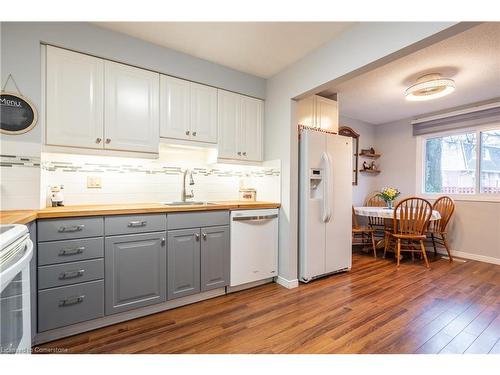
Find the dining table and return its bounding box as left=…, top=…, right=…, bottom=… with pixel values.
left=353, top=206, right=441, bottom=221
left=353, top=206, right=441, bottom=251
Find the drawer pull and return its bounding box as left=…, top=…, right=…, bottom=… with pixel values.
left=128, top=220, right=147, bottom=227
left=59, top=246, right=85, bottom=256
left=59, top=269, right=85, bottom=280
left=194, top=233, right=200, bottom=241
left=59, top=295, right=85, bottom=307
left=202, top=232, right=207, bottom=240
left=58, top=225, right=85, bottom=233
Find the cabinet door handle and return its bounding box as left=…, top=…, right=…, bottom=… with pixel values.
left=105, top=138, right=111, bottom=144
left=192, top=131, right=197, bottom=136
left=59, top=246, right=85, bottom=256
left=128, top=220, right=147, bottom=227
left=194, top=233, right=200, bottom=241
left=58, top=225, right=85, bottom=233
left=59, top=295, right=85, bottom=307
left=59, top=269, right=85, bottom=280
left=237, top=151, right=242, bottom=156
left=242, top=152, right=247, bottom=156
left=185, top=130, right=190, bottom=135
left=202, top=233, right=207, bottom=240
left=96, top=138, right=102, bottom=144
left=161, top=238, right=166, bottom=246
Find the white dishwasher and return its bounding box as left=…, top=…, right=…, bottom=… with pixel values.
left=230, top=209, right=279, bottom=287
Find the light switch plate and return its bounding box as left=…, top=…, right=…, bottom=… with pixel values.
left=87, top=176, right=102, bottom=189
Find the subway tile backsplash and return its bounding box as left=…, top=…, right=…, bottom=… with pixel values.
left=39, top=152, right=281, bottom=206
left=0, top=154, right=41, bottom=168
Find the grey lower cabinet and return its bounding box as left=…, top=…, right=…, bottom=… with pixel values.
left=201, top=226, right=230, bottom=292
left=167, top=228, right=201, bottom=300
left=105, top=231, right=167, bottom=315
left=167, top=225, right=230, bottom=300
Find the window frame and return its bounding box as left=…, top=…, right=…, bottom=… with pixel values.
left=416, top=122, right=500, bottom=202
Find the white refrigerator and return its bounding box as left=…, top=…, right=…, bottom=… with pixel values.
left=299, top=128, right=352, bottom=282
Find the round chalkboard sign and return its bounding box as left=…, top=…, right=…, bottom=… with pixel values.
left=0, top=92, right=38, bottom=135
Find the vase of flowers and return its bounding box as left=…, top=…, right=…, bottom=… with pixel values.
left=377, top=187, right=401, bottom=209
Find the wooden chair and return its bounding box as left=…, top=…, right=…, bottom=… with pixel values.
left=352, top=207, right=377, bottom=257
left=384, top=197, right=433, bottom=268
left=365, top=192, right=392, bottom=237
left=426, top=196, right=455, bottom=262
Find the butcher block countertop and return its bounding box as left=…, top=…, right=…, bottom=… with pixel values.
left=0, top=201, right=280, bottom=225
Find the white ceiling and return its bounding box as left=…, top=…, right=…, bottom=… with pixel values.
left=331, top=22, right=500, bottom=125
left=94, top=22, right=355, bottom=78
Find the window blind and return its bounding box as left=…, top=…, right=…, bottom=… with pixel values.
left=412, top=101, right=500, bottom=136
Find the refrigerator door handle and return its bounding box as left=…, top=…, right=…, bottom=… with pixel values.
left=321, top=152, right=332, bottom=223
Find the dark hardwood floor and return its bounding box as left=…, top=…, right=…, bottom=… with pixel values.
left=36, top=251, right=500, bottom=354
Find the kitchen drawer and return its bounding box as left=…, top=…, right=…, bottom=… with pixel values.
left=105, top=214, right=167, bottom=236
left=167, top=210, right=229, bottom=230
left=38, top=280, right=104, bottom=332
left=38, top=237, right=104, bottom=266
left=38, top=217, right=104, bottom=242
left=38, top=259, right=104, bottom=290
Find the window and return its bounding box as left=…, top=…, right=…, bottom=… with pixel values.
left=480, top=130, right=500, bottom=193
left=423, top=126, right=500, bottom=195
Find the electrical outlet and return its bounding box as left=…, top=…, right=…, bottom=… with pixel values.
left=87, top=176, right=102, bottom=189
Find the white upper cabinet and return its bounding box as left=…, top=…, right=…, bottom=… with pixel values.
left=160, top=77, right=217, bottom=144
left=190, top=83, right=217, bottom=143
left=315, top=96, right=338, bottom=131
left=217, top=90, right=240, bottom=159
left=217, top=90, right=263, bottom=162
left=240, top=96, right=263, bottom=162
left=159, top=75, right=191, bottom=141
left=46, top=46, right=104, bottom=149
left=104, top=61, right=159, bottom=153
left=296, top=95, right=338, bottom=132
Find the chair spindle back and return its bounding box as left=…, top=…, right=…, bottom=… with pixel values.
left=393, top=197, right=432, bottom=236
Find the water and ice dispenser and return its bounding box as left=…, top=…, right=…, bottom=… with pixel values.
left=309, top=168, right=324, bottom=199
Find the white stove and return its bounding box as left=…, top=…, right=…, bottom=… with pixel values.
left=0, top=224, right=33, bottom=354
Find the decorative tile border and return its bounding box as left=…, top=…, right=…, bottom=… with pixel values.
left=41, top=160, right=280, bottom=177
left=0, top=154, right=41, bottom=168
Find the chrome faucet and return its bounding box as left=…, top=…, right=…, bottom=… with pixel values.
left=181, top=169, right=195, bottom=202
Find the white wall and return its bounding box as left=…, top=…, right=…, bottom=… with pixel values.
left=339, top=115, right=376, bottom=206
left=372, top=118, right=417, bottom=198
left=373, top=118, right=500, bottom=264
left=265, top=22, right=461, bottom=283
left=0, top=22, right=266, bottom=210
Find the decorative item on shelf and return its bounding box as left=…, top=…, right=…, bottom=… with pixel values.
left=376, top=187, right=400, bottom=209
left=361, top=160, right=380, bottom=173
left=49, top=185, right=65, bottom=207
left=360, top=147, right=381, bottom=158
left=1, top=74, right=38, bottom=135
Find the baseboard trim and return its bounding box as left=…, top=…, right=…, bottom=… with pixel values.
left=276, top=276, right=299, bottom=289
left=437, top=249, right=500, bottom=265
left=226, top=278, right=273, bottom=293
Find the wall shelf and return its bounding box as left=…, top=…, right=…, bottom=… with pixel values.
left=359, top=152, right=381, bottom=158
left=359, top=169, right=381, bottom=174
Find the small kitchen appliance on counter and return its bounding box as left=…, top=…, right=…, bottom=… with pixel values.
left=239, top=188, right=257, bottom=202
left=49, top=185, right=64, bottom=207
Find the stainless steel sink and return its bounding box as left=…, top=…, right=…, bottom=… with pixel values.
left=161, top=201, right=217, bottom=206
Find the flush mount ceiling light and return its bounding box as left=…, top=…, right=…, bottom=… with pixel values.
left=405, top=73, right=456, bottom=101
